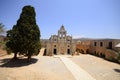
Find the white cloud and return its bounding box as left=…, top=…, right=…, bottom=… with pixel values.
left=73, top=35, right=86, bottom=39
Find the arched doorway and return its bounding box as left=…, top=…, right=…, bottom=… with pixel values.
left=67, top=49, right=70, bottom=54
left=53, top=49, right=57, bottom=55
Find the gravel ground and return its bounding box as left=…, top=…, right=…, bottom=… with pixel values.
left=0, top=54, right=120, bottom=80
left=70, top=54, right=120, bottom=80
left=0, top=55, right=75, bottom=80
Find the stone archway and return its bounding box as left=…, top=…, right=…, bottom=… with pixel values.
left=53, top=49, right=57, bottom=55
left=67, top=49, right=70, bottom=55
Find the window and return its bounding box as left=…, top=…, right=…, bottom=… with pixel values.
left=68, top=40, right=70, bottom=43
left=100, top=42, right=103, bottom=47
left=54, top=45, right=56, bottom=47
left=60, top=34, right=61, bottom=37
left=54, top=39, right=56, bottom=41
left=108, top=42, right=112, bottom=49
left=94, top=42, right=97, bottom=46
left=68, top=45, right=70, bottom=47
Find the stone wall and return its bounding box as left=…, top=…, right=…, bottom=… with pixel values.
left=76, top=39, right=120, bottom=59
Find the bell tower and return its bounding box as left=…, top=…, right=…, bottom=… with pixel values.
left=58, top=25, right=67, bottom=39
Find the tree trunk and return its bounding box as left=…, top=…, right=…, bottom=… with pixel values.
left=27, top=55, right=31, bottom=62
left=13, top=53, right=17, bottom=59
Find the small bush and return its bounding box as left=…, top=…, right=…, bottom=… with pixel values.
left=108, top=57, right=119, bottom=63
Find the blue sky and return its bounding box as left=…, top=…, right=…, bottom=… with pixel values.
left=0, top=0, right=120, bottom=39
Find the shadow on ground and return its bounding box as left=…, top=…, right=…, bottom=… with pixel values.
left=113, top=69, right=120, bottom=73
left=0, top=57, right=38, bottom=67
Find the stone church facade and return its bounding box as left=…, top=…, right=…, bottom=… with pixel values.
left=41, top=25, right=120, bottom=60
left=41, top=25, right=76, bottom=55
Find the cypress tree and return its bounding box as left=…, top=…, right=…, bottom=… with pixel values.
left=6, top=5, right=41, bottom=61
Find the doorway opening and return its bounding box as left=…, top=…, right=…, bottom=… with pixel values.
left=108, top=42, right=112, bottom=49
left=53, top=49, right=57, bottom=55
left=67, top=49, right=70, bottom=54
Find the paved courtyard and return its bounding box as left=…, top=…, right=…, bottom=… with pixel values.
left=0, top=54, right=120, bottom=80
left=70, top=55, right=120, bottom=80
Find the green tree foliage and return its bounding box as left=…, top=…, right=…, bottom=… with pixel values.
left=6, top=5, right=41, bottom=61
left=116, top=51, right=120, bottom=63
left=0, top=23, right=5, bottom=34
